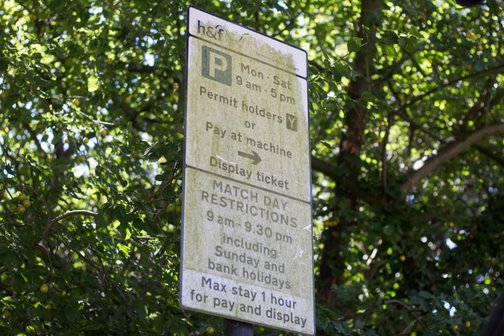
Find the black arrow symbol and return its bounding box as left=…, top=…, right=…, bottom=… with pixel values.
left=238, top=150, right=262, bottom=165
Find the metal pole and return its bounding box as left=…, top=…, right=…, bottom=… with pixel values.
left=479, top=292, right=504, bottom=336
left=224, top=319, right=254, bottom=336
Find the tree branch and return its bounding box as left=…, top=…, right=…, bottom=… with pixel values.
left=271, top=0, right=311, bottom=37
left=401, top=123, right=504, bottom=195
left=311, top=154, right=336, bottom=179
left=393, top=61, right=504, bottom=117
left=385, top=299, right=416, bottom=312
left=474, top=144, right=504, bottom=167
left=43, top=210, right=98, bottom=237
left=22, top=122, right=44, bottom=153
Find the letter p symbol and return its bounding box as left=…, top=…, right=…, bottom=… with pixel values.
left=209, top=52, right=227, bottom=78
left=202, top=46, right=232, bottom=86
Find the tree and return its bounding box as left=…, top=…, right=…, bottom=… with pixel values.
left=1, top=0, right=503, bottom=335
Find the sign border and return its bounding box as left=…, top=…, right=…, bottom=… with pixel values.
left=180, top=6, right=315, bottom=335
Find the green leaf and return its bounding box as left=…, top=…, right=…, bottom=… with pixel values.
left=117, top=243, right=129, bottom=256
left=348, top=37, right=363, bottom=53
left=87, top=74, right=100, bottom=92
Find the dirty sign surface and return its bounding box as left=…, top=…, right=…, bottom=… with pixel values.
left=181, top=7, right=314, bottom=335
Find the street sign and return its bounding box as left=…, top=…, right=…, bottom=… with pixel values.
left=181, top=7, right=314, bottom=335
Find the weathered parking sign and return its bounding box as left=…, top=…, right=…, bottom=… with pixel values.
left=181, top=7, right=314, bottom=335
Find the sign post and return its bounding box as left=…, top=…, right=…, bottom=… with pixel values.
left=181, top=7, right=314, bottom=335
left=224, top=320, right=254, bottom=336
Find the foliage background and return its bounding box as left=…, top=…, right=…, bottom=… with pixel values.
left=1, top=0, right=503, bottom=335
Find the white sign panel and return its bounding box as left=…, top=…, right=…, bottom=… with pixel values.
left=181, top=7, right=314, bottom=335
